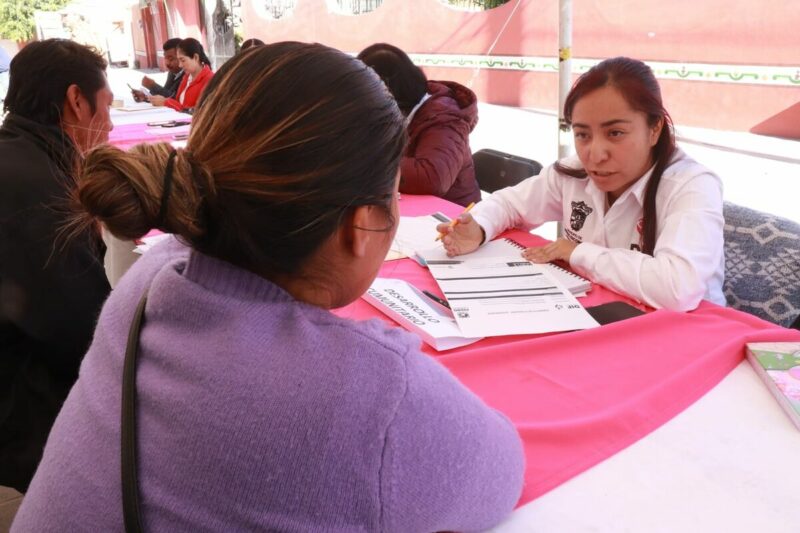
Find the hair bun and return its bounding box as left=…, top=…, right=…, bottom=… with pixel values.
left=74, top=143, right=206, bottom=242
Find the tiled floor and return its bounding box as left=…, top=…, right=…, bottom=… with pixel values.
left=0, top=486, right=22, bottom=533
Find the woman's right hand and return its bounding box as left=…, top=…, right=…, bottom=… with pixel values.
left=436, top=213, right=485, bottom=257
left=131, top=89, right=148, bottom=103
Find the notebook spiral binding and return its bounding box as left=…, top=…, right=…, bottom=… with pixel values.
left=502, top=237, right=589, bottom=283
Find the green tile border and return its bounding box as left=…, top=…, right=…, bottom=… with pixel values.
left=407, top=53, right=800, bottom=87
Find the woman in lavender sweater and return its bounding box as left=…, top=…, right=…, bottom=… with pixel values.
left=13, top=43, right=524, bottom=532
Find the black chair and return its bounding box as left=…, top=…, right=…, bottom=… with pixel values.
left=472, top=148, right=542, bottom=193
left=722, top=201, right=800, bottom=327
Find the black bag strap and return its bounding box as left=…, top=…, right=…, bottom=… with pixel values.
left=122, top=291, right=148, bottom=533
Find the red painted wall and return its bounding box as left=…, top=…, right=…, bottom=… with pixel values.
left=240, top=0, right=800, bottom=133
left=132, top=0, right=206, bottom=69
left=169, top=0, right=204, bottom=41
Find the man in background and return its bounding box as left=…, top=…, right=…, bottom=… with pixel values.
left=131, top=37, right=184, bottom=102
left=0, top=39, right=113, bottom=492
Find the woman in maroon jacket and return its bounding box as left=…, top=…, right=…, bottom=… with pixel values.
left=358, top=43, right=480, bottom=207
left=150, top=38, right=213, bottom=113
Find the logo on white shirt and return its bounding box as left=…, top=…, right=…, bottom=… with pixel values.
left=569, top=201, right=593, bottom=231
left=630, top=217, right=645, bottom=251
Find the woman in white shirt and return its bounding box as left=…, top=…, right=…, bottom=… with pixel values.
left=439, top=57, right=725, bottom=311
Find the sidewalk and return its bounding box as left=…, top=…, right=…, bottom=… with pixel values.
left=108, top=66, right=800, bottom=225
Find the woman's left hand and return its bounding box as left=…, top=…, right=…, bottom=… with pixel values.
left=522, top=238, right=578, bottom=263
left=150, top=95, right=166, bottom=107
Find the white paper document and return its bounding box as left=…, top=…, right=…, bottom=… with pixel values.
left=110, top=106, right=185, bottom=126
left=114, top=102, right=155, bottom=112
left=428, top=257, right=599, bottom=337
left=362, top=278, right=482, bottom=351
left=417, top=239, right=592, bottom=296
left=386, top=212, right=450, bottom=261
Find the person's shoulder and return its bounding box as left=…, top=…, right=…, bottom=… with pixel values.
left=278, top=307, right=429, bottom=402
left=313, top=312, right=423, bottom=363
left=426, top=80, right=476, bottom=111
left=0, top=129, right=64, bottom=196
left=662, top=148, right=721, bottom=186
left=198, top=65, right=214, bottom=80
left=0, top=124, right=48, bottom=161
left=413, top=80, right=478, bottom=132
left=112, top=237, right=190, bottom=294
left=427, top=79, right=473, bottom=97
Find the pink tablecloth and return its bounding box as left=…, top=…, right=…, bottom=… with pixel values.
left=335, top=195, right=800, bottom=505
left=108, top=121, right=188, bottom=151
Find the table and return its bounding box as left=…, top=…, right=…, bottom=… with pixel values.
left=108, top=107, right=190, bottom=150
left=97, top=157, right=800, bottom=531
left=336, top=194, right=800, bottom=533
left=491, top=360, right=800, bottom=533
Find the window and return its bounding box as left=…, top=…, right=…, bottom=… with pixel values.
left=327, top=0, right=384, bottom=15
left=255, top=0, right=296, bottom=20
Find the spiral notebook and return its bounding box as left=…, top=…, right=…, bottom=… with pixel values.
left=415, top=238, right=592, bottom=296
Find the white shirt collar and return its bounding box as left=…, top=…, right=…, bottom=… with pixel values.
left=406, top=93, right=431, bottom=125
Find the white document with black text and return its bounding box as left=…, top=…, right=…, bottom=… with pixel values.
left=428, top=257, right=599, bottom=337
left=362, top=278, right=483, bottom=351
left=416, top=238, right=592, bottom=296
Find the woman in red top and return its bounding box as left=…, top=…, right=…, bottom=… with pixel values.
left=150, top=38, right=213, bottom=113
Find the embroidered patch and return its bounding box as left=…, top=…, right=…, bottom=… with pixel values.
left=570, top=201, right=594, bottom=231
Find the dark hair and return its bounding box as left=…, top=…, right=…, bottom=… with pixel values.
left=555, top=56, right=676, bottom=256
left=178, top=38, right=211, bottom=67
left=163, top=38, right=182, bottom=51
left=72, top=42, right=406, bottom=279
left=240, top=38, right=265, bottom=51
left=3, top=39, right=107, bottom=125
left=357, top=43, right=427, bottom=116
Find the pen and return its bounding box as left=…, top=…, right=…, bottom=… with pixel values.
left=431, top=211, right=450, bottom=223
left=435, top=202, right=475, bottom=241
left=422, top=290, right=451, bottom=309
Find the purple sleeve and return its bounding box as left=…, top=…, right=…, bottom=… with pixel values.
left=380, top=350, right=525, bottom=532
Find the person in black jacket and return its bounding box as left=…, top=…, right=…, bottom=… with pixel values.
left=0, top=39, right=113, bottom=492
left=131, top=38, right=185, bottom=102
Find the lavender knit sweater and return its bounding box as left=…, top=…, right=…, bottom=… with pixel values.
left=13, top=239, right=524, bottom=532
